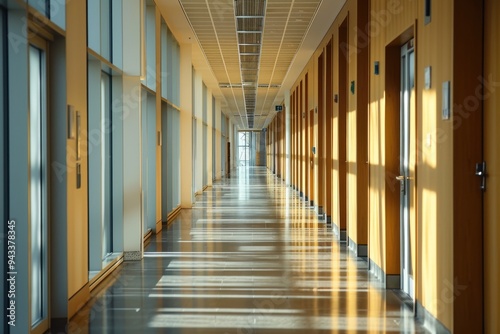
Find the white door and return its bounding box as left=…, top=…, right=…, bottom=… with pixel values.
left=399, top=39, right=415, bottom=299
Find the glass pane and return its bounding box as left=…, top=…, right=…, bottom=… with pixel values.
left=173, top=107, right=180, bottom=207
left=191, top=67, right=199, bottom=198
left=167, top=28, right=174, bottom=101
left=29, top=45, right=47, bottom=326
left=100, top=0, right=111, bottom=61
left=203, top=124, right=207, bottom=186
left=29, top=0, right=48, bottom=17
left=202, top=84, right=207, bottom=123
left=161, top=21, right=168, bottom=98
left=111, top=0, right=123, bottom=68
left=192, top=117, right=197, bottom=201
left=173, top=41, right=180, bottom=105
left=49, top=0, right=66, bottom=29
left=166, top=105, right=173, bottom=212
left=142, top=92, right=156, bottom=234
left=145, top=2, right=156, bottom=90
left=202, top=83, right=207, bottom=185
left=88, top=0, right=100, bottom=52
left=101, top=72, right=112, bottom=259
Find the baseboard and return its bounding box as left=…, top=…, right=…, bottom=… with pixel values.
left=155, top=219, right=162, bottom=233
left=369, top=258, right=400, bottom=289
left=358, top=244, right=368, bottom=257
left=332, top=222, right=340, bottom=238
left=317, top=206, right=324, bottom=217
left=68, top=283, right=89, bottom=319
left=89, top=255, right=124, bottom=291
left=339, top=229, right=347, bottom=241
left=386, top=274, right=400, bottom=289
left=416, top=300, right=451, bottom=334
left=370, top=258, right=385, bottom=285
left=348, top=237, right=368, bottom=258
left=143, top=228, right=153, bottom=244
left=166, top=205, right=182, bottom=225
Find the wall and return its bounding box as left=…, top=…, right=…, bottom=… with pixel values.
left=64, top=3, right=88, bottom=315
left=268, top=0, right=486, bottom=332
left=286, top=0, right=367, bottom=248
left=7, top=5, right=31, bottom=333
left=285, top=0, right=457, bottom=329
left=1, top=0, right=232, bottom=331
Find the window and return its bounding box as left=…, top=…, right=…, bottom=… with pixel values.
left=144, top=0, right=156, bottom=90
left=221, top=115, right=227, bottom=176
left=161, top=102, right=181, bottom=218
left=88, top=0, right=121, bottom=65
left=141, top=90, right=157, bottom=234
left=100, top=71, right=112, bottom=259
left=239, top=132, right=251, bottom=166
left=192, top=67, right=197, bottom=199
left=161, top=21, right=181, bottom=104
left=212, top=97, right=216, bottom=181
left=27, top=1, right=66, bottom=30
left=88, top=63, right=122, bottom=277
left=29, top=0, right=49, bottom=20
left=202, top=84, right=208, bottom=186
left=29, top=42, right=49, bottom=329
left=100, top=0, right=111, bottom=60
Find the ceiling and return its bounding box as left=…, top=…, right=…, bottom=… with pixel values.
left=157, top=0, right=346, bottom=130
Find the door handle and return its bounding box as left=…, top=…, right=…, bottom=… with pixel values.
left=396, top=175, right=406, bottom=194
left=475, top=161, right=487, bottom=191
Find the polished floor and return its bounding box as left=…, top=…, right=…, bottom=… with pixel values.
left=67, top=167, right=428, bottom=333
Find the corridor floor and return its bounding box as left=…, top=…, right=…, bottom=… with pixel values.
left=67, top=167, right=428, bottom=333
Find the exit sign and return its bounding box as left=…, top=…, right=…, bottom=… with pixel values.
left=275, top=105, right=283, bottom=112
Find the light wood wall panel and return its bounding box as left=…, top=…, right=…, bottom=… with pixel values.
left=325, top=39, right=333, bottom=220
left=355, top=0, right=369, bottom=249
left=66, top=0, right=89, bottom=313
left=416, top=0, right=454, bottom=329
left=368, top=0, right=387, bottom=270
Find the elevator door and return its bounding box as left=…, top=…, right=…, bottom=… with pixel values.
left=399, top=39, right=415, bottom=299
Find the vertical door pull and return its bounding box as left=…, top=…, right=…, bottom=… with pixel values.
left=475, top=161, right=487, bottom=191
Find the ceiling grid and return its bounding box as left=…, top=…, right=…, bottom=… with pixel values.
left=176, top=0, right=335, bottom=129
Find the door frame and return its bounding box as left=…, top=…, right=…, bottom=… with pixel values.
left=399, top=38, right=415, bottom=299
left=325, top=38, right=333, bottom=225
left=317, top=51, right=325, bottom=215
left=338, top=17, right=348, bottom=240
left=384, top=26, right=415, bottom=291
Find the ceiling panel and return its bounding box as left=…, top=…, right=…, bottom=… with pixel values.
left=166, top=0, right=344, bottom=129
